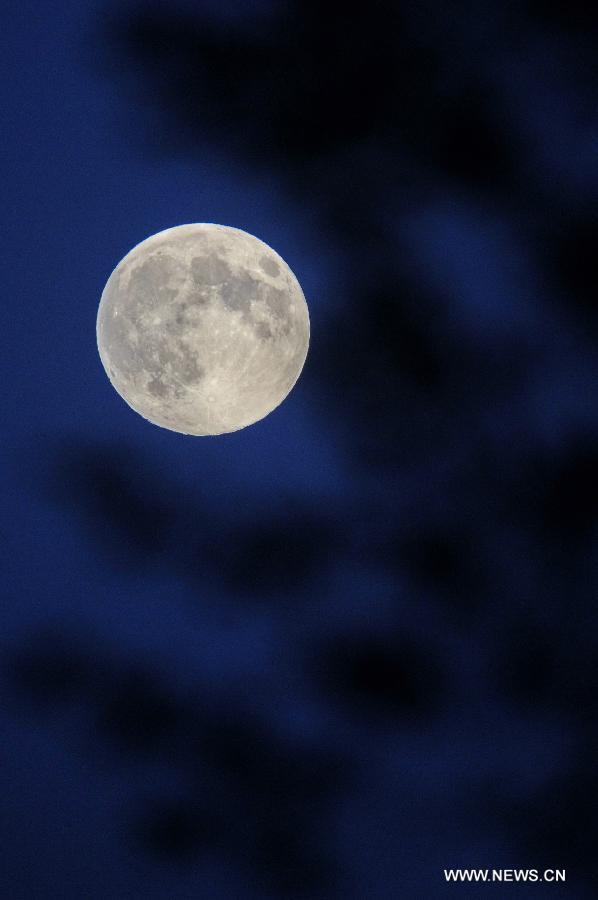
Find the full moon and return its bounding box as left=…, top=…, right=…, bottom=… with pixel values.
left=96, top=224, right=310, bottom=435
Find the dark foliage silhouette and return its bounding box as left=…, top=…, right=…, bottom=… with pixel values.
left=317, top=633, right=444, bottom=720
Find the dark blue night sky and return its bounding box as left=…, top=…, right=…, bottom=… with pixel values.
left=2, top=2, right=598, bottom=897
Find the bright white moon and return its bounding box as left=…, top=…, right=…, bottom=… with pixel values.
left=96, top=224, right=310, bottom=435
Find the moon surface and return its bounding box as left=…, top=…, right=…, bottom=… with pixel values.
left=96, top=224, right=310, bottom=435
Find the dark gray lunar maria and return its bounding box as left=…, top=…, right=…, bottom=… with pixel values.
left=96, top=224, right=310, bottom=435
